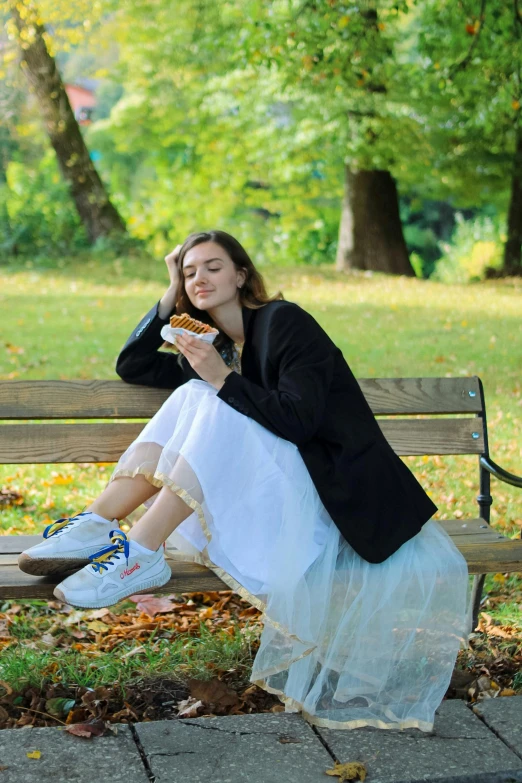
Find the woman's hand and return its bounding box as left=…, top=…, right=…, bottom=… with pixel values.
left=164, top=244, right=182, bottom=289
left=158, top=245, right=182, bottom=319
left=175, top=333, right=233, bottom=390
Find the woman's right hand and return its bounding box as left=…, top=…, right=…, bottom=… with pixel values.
left=158, top=244, right=183, bottom=319
left=164, top=244, right=182, bottom=290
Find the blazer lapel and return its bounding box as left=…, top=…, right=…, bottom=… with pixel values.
left=241, top=305, right=257, bottom=344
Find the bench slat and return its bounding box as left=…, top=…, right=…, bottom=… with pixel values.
left=0, top=380, right=171, bottom=420
left=377, top=418, right=484, bottom=455
left=0, top=423, right=145, bottom=463
left=0, top=540, right=520, bottom=599
left=361, top=376, right=482, bottom=414
left=0, top=378, right=483, bottom=419
left=0, top=557, right=228, bottom=599
left=0, top=520, right=503, bottom=554
left=0, top=519, right=520, bottom=599
left=0, top=417, right=484, bottom=464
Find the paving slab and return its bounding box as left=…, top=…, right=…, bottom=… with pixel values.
left=316, top=699, right=522, bottom=783
left=473, top=695, right=522, bottom=761
left=0, top=724, right=148, bottom=783
left=135, top=712, right=334, bottom=783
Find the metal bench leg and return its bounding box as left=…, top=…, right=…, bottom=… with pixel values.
left=470, top=573, right=486, bottom=631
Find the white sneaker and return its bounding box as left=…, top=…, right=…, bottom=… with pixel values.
left=53, top=529, right=172, bottom=609
left=18, top=511, right=119, bottom=576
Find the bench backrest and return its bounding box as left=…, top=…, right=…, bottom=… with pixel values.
left=0, top=376, right=487, bottom=461
left=0, top=376, right=488, bottom=464
left=0, top=375, right=494, bottom=523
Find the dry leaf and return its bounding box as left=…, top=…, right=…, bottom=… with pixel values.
left=86, top=621, right=109, bottom=633
left=87, top=608, right=111, bottom=620
left=0, top=681, right=13, bottom=698
left=128, top=595, right=177, bottom=617
left=177, top=698, right=204, bottom=718
left=26, top=751, right=41, bottom=759
left=186, top=676, right=240, bottom=708
left=325, top=761, right=367, bottom=782
left=64, top=719, right=106, bottom=738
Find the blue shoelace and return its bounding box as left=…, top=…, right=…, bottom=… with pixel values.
left=89, top=529, right=129, bottom=574
left=43, top=511, right=90, bottom=539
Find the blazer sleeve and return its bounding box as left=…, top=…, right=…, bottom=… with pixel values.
left=115, top=300, right=187, bottom=390
left=216, top=304, right=336, bottom=446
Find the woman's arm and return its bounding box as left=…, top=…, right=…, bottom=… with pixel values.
left=216, top=304, right=336, bottom=445
left=115, top=295, right=187, bottom=389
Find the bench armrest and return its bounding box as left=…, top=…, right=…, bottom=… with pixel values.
left=480, top=455, right=522, bottom=489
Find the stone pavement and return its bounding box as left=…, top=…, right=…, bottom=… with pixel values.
left=1, top=697, right=522, bottom=783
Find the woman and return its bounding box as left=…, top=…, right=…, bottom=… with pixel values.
left=18, top=230, right=470, bottom=731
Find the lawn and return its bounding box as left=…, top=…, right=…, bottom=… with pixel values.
left=1, top=254, right=521, bottom=538
left=0, top=253, right=521, bottom=718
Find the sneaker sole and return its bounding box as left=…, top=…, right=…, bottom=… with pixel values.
left=53, top=562, right=172, bottom=609
left=18, top=553, right=91, bottom=576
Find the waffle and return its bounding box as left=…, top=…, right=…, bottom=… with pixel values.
left=169, top=313, right=217, bottom=335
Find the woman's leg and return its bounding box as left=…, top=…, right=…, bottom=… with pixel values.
left=87, top=460, right=196, bottom=552
left=127, top=486, right=194, bottom=551
left=86, top=474, right=160, bottom=520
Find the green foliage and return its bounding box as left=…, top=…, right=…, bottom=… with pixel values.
left=432, top=214, right=504, bottom=284
left=411, top=0, right=521, bottom=208
left=1, top=0, right=520, bottom=267
left=0, top=151, right=89, bottom=255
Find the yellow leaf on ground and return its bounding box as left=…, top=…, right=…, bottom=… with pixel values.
left=26, top=751, right=41, bottom=759
left=325, top=760, right=367, bottom=782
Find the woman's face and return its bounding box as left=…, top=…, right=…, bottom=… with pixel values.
left=181, top=241, right=246, bottom=310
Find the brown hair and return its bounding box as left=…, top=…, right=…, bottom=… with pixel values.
left=173, top=230, right=284, bottom=367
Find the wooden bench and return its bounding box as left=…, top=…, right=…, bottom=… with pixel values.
left=1, top=377, right=521, bottom=630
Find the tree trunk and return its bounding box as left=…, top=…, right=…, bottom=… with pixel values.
left=335, top=166, right=414, bottom=275
left=502, top=125, right=522, bottom=276
left=11, top=5, right=126, bottom=243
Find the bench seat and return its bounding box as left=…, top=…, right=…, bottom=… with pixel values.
left=2, top=519, right=521, bottom=600
left=1, top=377, right=521, bottom=628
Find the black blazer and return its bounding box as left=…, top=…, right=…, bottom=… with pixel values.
left=116, top=298, right=438, bottom=563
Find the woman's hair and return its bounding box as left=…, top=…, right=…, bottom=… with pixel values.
left=173, top=230, right=284, bottom=368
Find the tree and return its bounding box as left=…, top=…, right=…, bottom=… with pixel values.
left=239, top=0, right=416, bottom=275
left=416, top=0, right=522, bottom=276
left=6, top=0, right=126, bottom=243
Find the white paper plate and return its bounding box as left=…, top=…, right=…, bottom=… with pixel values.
left=160, top=324, right=219, bottom=348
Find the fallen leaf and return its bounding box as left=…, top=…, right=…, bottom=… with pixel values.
left=0, top=489, right=24, bottom=507
left=121, top=645, right=146, bottom=659
left=86, top=621, right=109, bottom=633
left=177, top=698, right=204, bottom=718
left=325, top=761, right=367, bottom=782
left=0, top=681, right=13, bottom=698
left=186, top=677, right=240, bottom=709
left=128, top=595, right=177, bottom=617
left=87, top=608, right=111, bottom=620
left=64, top=719, right=106, bottom=738
left=26, top=751, right=41, bottom=759
left=40, top=633, right=58, bottom=647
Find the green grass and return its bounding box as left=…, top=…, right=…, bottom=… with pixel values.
left=0, top=617, right=259, bottom=692
left=1, top=253, right=521, bottom=635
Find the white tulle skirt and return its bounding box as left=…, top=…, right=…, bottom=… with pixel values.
left=108, top=378, right=471, bottom=731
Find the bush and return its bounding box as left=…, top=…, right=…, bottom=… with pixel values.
left=431, top=214, right=504, bottom=283
left=0, top=151, right=89, bottom=256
